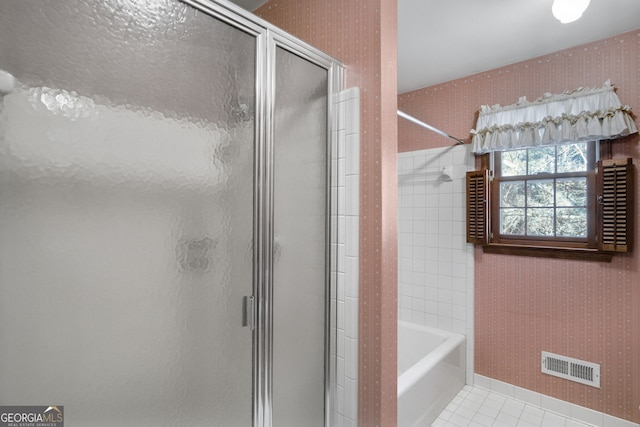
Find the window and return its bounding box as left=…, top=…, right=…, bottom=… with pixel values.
left=495, top=142, right=596, bottom=247
left=466, top=141, right=634, bottom=261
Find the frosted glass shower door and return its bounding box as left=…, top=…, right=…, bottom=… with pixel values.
left=272, top=47, right=329, bottom=427
left=0, top=1, right=256, bottom=425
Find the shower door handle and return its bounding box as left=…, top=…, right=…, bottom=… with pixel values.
left=242, top=295, right=255, bottom=330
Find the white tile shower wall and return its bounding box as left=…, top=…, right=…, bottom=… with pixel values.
left=332, top=87, right=359, bottom=427
left=397, top=145, right=475, bottom=384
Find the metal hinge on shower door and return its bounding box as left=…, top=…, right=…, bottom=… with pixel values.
left=242, top=296, right=255, bottom=330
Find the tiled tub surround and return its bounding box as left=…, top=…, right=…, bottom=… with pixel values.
left=397, top=144, right=475, bottom=383
left=331, top=87, right=360, bottom=427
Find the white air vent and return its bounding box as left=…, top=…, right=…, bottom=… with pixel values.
left=541, top=351, right=600, bottom=388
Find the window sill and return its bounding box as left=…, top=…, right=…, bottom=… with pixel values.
left=482, top=244, right=614, bottom=262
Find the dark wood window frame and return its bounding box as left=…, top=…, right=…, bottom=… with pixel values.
left=466, top=141, right=634, bottom=262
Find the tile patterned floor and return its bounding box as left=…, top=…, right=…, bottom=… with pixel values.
left=432, top=386, right=593, bottom=427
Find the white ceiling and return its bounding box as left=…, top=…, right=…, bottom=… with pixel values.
left=230, top=0, right=640, bottom=94
left=398, top=0, right=640, bottom=93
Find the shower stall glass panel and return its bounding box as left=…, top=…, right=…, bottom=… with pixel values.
left=272, top=47, right=329, bottom=427
left=0, top=1, right=342, bottom=426
left=0, top=1, right=255, bottom=425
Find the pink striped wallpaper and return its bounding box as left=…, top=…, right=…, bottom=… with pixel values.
left=256, top=1, right=399, bottom=426
left=399, top=30, right=640, bottom=423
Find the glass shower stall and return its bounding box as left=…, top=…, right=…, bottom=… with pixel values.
left=0, top=0, right=342, bottom=425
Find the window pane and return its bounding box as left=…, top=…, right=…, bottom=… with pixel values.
left=557, top=143, right=587, bottom=173
left=528, top=147, right=555, bottom=175
left=495, top=142, right=593, bottom=242
left=500, top=208, right=525, bottom=235
left=501, top=150, right=527, bottom=176
left=527, top=208, right=554, bottom=236
left=556, top=178, right=587, bottom=207
left=527, top=179, right=554, bottom=207
left=556, top=208, right=587, bottom=237
left=500, top=181, right=525, bottom=207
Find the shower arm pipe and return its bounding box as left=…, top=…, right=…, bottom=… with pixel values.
left=397, top=110, right=465, bottom=145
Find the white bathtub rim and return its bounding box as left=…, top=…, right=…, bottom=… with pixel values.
left=398, top=320, right=453, bottom=341
left=397, top=321, right=465, bottom=398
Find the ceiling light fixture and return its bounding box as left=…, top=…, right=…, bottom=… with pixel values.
left=552, top=0, right=591, bottom=24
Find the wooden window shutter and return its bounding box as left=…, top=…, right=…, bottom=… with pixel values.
left=467, top=170, right=490, bottom=245
left=597, top=158, right=634, bottom=252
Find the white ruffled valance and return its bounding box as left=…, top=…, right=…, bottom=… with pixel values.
left=471, top=80, right=638, bottom=154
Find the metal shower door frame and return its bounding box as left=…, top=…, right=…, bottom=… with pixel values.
left=179, top=1, right=344, bottom=426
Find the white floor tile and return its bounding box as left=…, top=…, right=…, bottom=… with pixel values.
left=456, top=406, right=478, bottom=420
left=542, top=411, right=568, bottom=427
left=483, top=398, right=506, bottom=412
left=431, top=386, right=597, bottom=427
left=471, top=413, right=495, bottom=427
left=495, top=411, right=520, bottom=426
left=448, top=413, right=471, bottom=427
left=432, top=419, right=447, bottom=427
left=502, top=400, right=525, bottom=418
left=439, top=409, right=454, bottom=421
left=567, top=420, right=594, bottom=427
left=522, top=406, right=545, bottom=425
left=467, top=389, right=489, bottom=403
left=460, top=399, right=482, bottom=413
left=477, top=406, right=501, bottom=420
left=518, top=419, right=543, bottom=427
left=486, top=393, right=508, bottom=406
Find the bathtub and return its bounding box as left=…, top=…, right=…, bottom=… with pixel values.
left=398, top=321, right=466, bottom=427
